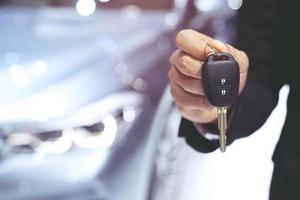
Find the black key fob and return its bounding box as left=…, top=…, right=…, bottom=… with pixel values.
left=202, top=52, right=240, bottom=107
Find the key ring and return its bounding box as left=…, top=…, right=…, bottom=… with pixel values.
left=205, top=42, right=218, bottom=55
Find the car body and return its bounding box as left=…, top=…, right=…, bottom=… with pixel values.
left=0, top=1, right=235, bottom=199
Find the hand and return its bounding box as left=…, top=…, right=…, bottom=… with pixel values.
left=169, top=29, right=249, bottom=123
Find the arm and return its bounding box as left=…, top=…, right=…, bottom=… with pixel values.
left=171, top=0, right=284, bottom=152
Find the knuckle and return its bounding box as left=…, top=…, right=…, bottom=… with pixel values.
left=175, top=32, right=184, bottom=47
left=169, top=50, right=177, bottom=64
left=170, top=87, right=178, bottom=103
left=178, top=29, right=193, bottom=37
left=168, top=68, right=178, bottom=84
left=170, top=85, right=180, bottom=102
left=175, top=104, right=185, bottom=113
left=176, top=30, right=186, bottom=42
left=172, top=88, right=185, bottom=105
left=178, top=54, right=189, bottom=66
left=178, top=107, right=189, bottom=119
left=175, top=29, right=193, bottom=46
left=172, top=68, right=181, bottom=83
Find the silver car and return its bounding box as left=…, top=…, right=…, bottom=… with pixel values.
left=0, top=1, right=235, bottom=199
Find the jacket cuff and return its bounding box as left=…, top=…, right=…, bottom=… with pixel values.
left=178, top=104, right=238, bottom=153
left=178, top=118, right=220, bottom=153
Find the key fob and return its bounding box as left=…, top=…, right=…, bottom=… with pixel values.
left=202, top=52, right=240, bottom=107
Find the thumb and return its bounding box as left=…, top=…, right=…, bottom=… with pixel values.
left=213, top=39, right=229, bottom=53
left=213, top=39, right=249, bottom=71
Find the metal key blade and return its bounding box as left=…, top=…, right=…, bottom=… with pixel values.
left=217, top=107, right=227, bottom=152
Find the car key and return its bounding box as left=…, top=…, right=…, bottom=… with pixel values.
left=202, top=50, right=240, bottom=152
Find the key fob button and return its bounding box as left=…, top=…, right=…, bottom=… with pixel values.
left=216, top=87, right=231, bottom=97
left=215, top=76, right=232, bottom=86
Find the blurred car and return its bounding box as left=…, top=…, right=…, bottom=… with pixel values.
left=0, top=1, right=236, bottom=199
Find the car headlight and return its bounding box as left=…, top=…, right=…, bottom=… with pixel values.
left=1, top=91, right=145, bottom=157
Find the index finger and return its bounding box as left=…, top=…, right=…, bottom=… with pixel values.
left=175, top=29, right=226, bottom=60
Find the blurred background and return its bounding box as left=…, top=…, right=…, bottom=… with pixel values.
left=0, top=0, right=288, bottom=200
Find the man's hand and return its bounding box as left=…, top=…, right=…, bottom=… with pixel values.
left=169, top=29, right=249, bottom=123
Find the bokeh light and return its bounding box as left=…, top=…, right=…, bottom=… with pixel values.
left=31, top=60, right=48, bottom=75
left=9, top=64, right=30, bottom=88
left=76, top=0, right=96, bottom=16
left=227, top=0, right=243, bottom=10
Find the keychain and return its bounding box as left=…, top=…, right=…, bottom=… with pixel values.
left=202, top=44, right=240, bottom=152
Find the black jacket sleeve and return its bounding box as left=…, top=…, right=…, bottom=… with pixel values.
left=178, top=0, right=285, bottom=153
